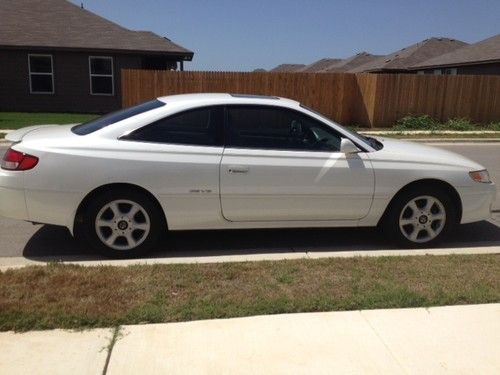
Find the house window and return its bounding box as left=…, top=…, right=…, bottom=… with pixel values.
left=29, top=54, right=54, bottom=94
left=416, top=70, right=425, bottom=75
left=444, top=68, right=457, bottom=75
left=89, top=56, right=114, bottom=95
left=433, top=69, right=443, bottom=75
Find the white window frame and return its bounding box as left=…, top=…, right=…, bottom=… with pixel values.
left=89, top=56, right=114, bottom=96
left=28, top=54, right=55, bottom=95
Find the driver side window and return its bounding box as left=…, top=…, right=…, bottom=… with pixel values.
left=227, top=105, right=341, bottom=152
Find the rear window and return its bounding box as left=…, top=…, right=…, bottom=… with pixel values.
left=72, top=99, right=166, bottom=135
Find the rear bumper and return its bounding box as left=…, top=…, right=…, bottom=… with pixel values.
left=457, top=183, right=496, bottom=224
left=1, top=169, right=82, bottom=232
left=0, top=170, right=29, bottom=221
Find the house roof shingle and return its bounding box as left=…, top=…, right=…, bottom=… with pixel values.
left=410, top=34, right=500, bottom=69
left=0, top=0, right=193, bottom=59
left=350, top=37, right=467, bottom=73
left=321, top=52, right=382, bottom=72
left=299, top=58, right=343, bottom=72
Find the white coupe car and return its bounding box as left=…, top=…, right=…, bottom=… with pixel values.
left=0, top=94, right=496, bottom=257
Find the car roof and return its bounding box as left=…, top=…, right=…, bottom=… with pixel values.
left=156, top=93, right=300, bottom=107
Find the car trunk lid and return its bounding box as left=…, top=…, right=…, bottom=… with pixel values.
left=5, top=125, right=62, bottom=142
left=6, top=124, right=77, bottom=143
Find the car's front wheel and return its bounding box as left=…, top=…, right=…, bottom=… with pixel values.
left=84, top=189, right=165, bottom=258
left=383, top=188, right=458, bottom=247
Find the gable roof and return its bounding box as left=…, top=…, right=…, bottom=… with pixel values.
left=270, top=64, right=306, bottom=72
left=410, top=34, right=500, bottom=69
left=299, top=58, right=343, bottom=72
left=350, top=37, right=467, bottom=73
left=321, top=52, right=382, bottom=72
left=0, top=0, right=193, bottom=59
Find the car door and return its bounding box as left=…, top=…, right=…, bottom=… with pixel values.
left=120, top=105, right=225, bottom=229
left=220, top=105, right=375, bottom=222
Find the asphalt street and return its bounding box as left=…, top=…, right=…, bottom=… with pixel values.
left=0, top=142, right=499, bottom=261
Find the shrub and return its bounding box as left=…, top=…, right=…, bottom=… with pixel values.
left=393, top=115, right=500, bottom=131
left=443, top=118, right=476, bottom=131
left=484, top=122, right=500, bottom=131
left=393, top=115, right=439, bottom=131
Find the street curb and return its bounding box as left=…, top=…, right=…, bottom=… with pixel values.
left=1, top=245, right=499, bottom=271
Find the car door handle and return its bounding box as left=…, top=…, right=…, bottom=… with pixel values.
left=228, top=165, right=249, bottom=174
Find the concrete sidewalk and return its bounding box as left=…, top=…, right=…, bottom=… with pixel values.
left=1, top=304, right=498, bottom=374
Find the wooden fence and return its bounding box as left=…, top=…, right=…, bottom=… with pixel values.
left=122, top=70, right=500, bottom=128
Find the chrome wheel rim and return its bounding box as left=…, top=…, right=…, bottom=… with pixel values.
left=95, top=200, right=150, bottom=251
left=399, top=195, right=446, bottom=243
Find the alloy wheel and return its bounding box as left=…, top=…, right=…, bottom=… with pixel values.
left=398, top=195, right=446, bottom=243
left=95, top=199, right=151, bottom=250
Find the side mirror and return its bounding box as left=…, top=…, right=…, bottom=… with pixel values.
left=340, top=138, right=360, bottom=154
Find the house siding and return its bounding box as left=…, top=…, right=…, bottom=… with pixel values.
left=414, top=63, right=500, bottom=75
left=0, top=49, right=148, bottom=113
left=455, top=63, right=500, bottom=75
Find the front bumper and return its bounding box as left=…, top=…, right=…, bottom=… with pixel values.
left=457, top=183, right=496, bottom=224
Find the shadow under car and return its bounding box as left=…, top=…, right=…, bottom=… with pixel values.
left=22, top=219, right=500, bottom=262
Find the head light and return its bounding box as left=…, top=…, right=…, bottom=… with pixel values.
left=469, top=170, right=491, bottom=183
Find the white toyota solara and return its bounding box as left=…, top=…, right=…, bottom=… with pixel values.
left=0, top=93, right=496, bottom=257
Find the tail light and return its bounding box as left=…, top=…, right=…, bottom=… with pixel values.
left=1, top=148, right=39, bottom=171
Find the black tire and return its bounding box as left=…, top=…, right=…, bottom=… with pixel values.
left=382, top=187, right=458, bottom=248
left=83, top=189, right=165, bottom=258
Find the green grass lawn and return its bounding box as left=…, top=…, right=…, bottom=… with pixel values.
left=1, top=254, right=498, bottom=331
left=0, top=112, right=98, bottom=130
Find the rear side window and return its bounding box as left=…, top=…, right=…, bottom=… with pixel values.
left=123, top=106, right=224, bottom=146
left=227, top=105, right=342, bottom=151
left=72, top=99, right=165, bottom=135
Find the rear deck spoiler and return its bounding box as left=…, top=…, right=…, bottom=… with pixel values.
left=5, top=125, right=60, bottom=143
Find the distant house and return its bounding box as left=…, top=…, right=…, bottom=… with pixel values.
left=0, top=0, right=193, bottom=113
left=321, top=52, right=381, bottom=72
left=349, top=38, right=467, bottom=73
left=270, top=53, right=381, bottom=74
left=270, top=64, right=306, bottom=72
left=269, top=38, right=468, bottom=75
left=299, top=58, right=342, bottom=72
left=409, top=34, right=500, bottom=75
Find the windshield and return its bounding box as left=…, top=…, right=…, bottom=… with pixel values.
left=72, top=99, right=166, bottom=135
left=300, top=104, right=383, bottom=150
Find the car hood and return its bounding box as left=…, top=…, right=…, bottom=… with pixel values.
left=372, top=137, right=484, bottom=170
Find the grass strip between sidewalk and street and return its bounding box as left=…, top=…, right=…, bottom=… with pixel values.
left=0, top=254, right=498, bottom=332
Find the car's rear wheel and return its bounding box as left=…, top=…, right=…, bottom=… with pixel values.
left=383, top=188, right=458, bottom=247
left=84, top=189, right=164, bottom=258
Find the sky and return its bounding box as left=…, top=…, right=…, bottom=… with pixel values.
left=70, top=0, right=500, bottom=71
